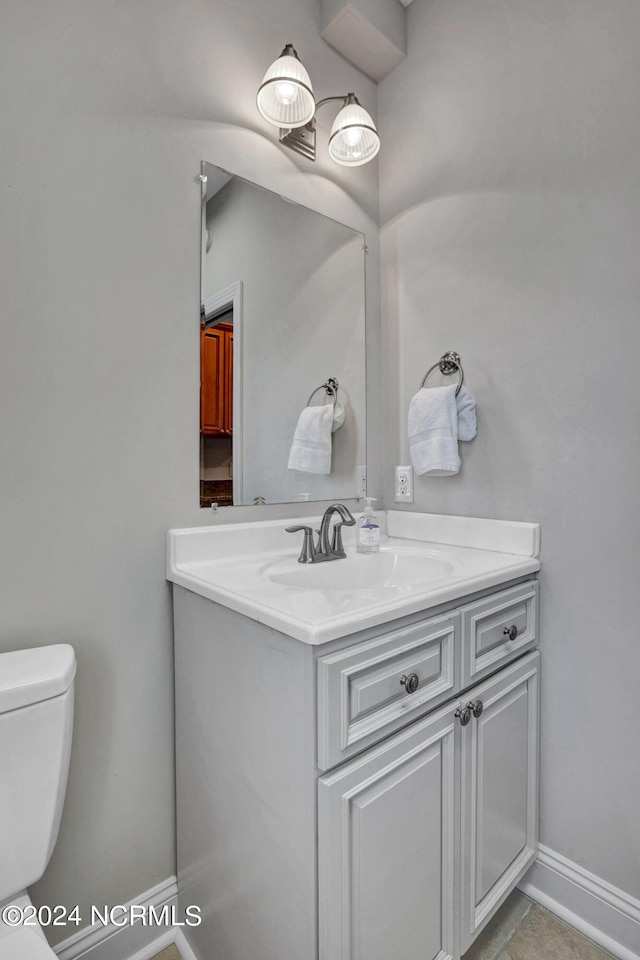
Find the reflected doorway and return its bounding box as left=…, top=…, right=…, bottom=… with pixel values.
left=200, top=307, right=233, bottom=508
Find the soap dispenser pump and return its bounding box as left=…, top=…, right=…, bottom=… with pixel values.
left=356, top=497, right=381, bottom=554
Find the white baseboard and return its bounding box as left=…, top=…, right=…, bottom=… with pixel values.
left=519, top=844, right=640, bottom=960
left=51, top=851, right=639, bottom=960
left=53, top=877, right=182, bottom=960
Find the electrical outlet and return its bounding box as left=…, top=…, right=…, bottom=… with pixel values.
left=357, top=465, right=367, bottom=498
left=394, top=465, right=413, bottom=502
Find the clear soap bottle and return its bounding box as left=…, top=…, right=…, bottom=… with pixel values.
left=356, top=497, right=381, bottom=554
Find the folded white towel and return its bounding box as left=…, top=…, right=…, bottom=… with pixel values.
left=331, top=400, right=346, bottom=433
left=455, top=386, right=477, bottom=441
left=288, top=404, right=334, bottom=474
left=408, top=384, right=477, bottom=476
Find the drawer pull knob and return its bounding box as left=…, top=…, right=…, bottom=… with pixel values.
left=467, top=699, right=484, bottom=718
left=455, top=705, right=472, bottom=726
left=503, top=624, right=519, bottom=641
left=400, top=673, right=420, bottom=694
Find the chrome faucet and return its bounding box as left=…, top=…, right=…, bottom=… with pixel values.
left=318, top=503, right=356, bottom=558
left=286, top=503, right=356, bottom=564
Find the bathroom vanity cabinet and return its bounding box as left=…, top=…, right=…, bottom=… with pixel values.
left=172, top=575, right=539, bottom=960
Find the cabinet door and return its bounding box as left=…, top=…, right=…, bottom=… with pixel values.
left=460, top=652, right=539, bottom=953
left=224, top=329, right=233, bottom=434
left=319, top=702, right=459, bottom=960
left=200, top=326, right=225, bottom=435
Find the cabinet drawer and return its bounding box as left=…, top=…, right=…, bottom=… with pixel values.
left=460, top=581, right=538, bottom=688
left=317, top=612, right=459, bottom=771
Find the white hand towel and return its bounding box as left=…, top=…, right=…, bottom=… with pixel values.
left=408, top=384, right=478, bottom=476
left=409, top=384, right=460, bottom=476
left=288, top=404, right=334, bottom=474
left=455, top=386, right=477, bottom=441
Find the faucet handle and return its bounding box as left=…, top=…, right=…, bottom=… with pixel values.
left=285, top=525, right=318, bottom=564
left=330, top=518, right=355, bottom=558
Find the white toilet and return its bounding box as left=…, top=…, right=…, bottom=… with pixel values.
left=0, top=644, right=76, bottom=959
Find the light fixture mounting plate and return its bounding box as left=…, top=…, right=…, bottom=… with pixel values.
left=279, top=120, right=316, bottom=161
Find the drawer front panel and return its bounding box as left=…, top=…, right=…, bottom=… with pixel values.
left=460, top=581, right=538, bottom=688
left=317, top=612, right=460, bottom=771
left=350, top=644, right=443, bottom=721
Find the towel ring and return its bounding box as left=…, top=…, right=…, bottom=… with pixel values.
left=307, top=377, right=339, bottom=408
left=420, top=351, right=464, bottom=396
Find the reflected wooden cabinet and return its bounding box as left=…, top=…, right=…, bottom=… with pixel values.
left=201, top=322, right=233, bottom=436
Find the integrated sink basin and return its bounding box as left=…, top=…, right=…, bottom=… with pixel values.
left=262, top=546, right=459, bottom=591
left=167, top=511, right=541, bottom=643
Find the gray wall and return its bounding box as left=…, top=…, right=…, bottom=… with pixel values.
left=0, top=0, right=379, bottom=943
left=379, top=0, right=640, bottom=901
left=6, top=0, right=634, bottom=939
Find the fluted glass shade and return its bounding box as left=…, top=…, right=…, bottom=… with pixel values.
left=328, top=97, right=380, bottom=166
left=257, top=45, right=315, bottom=129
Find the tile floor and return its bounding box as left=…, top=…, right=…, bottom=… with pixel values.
left=150, top=946, right=181, bottom=960
left=149, top=893, right=618, bottom=960
left=462, top=891, right=617, bottom=960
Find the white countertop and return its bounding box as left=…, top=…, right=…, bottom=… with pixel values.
left=167, top=511, right=541, bottom=645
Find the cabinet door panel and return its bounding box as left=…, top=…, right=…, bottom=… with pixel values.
left=224, top=330, right=233, bottom=434
left=476, top=685, right=529, bottom=900
left=319, top=703, right=458, bottom=960
left=460, top=652, right=539, bottom=953
left=201, top=327, right=224, bottom=434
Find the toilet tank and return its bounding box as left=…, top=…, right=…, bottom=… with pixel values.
left=0, top=645, right=76, bottom=902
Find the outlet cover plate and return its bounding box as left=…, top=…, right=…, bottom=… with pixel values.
left=394, top=465, right=413, bottom=502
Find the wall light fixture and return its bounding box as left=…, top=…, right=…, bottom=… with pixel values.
left=256, top=44, right=380, bottom=167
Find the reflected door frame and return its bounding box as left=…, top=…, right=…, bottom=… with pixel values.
left=203, top=281, right=243, bottom=505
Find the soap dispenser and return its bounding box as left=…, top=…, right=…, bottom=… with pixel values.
left=356, top=498, right=381, bottom=554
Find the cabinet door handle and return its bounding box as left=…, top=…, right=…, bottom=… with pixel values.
left=455, top=704, right=472, bottom=726
left=467, top=699, right=484, bottom=719
left=503, top=624, right=519, bottom=641
left=400, top=673, right=420, bottom=694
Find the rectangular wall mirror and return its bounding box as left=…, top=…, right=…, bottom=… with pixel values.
left=200, top=161, right=367, bottom=507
